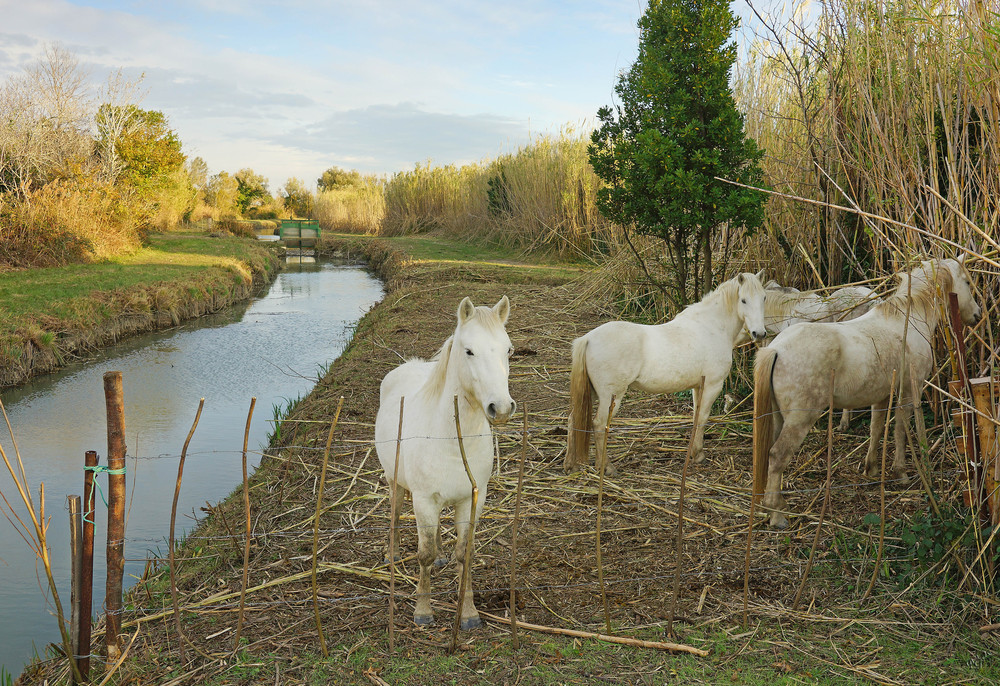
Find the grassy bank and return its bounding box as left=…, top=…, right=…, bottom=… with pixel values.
left=19, top=233, right=997, bottom=685
left=0, top=230, right=280, bottom=388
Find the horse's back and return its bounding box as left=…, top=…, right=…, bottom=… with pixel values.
left=374, top=360, right=435, bottom=476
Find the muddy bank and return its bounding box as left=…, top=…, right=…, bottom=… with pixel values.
left=0, top=249, right=280, bottom=389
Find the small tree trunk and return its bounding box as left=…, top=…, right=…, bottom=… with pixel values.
left=701, top=226, right=713, bottom=296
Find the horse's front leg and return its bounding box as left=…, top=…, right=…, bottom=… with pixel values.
left=864, top=400, right=889, bottom=477
left=691, top=381, right=724, bottom=463
left=838, top=409, right=852, bottom=432
left=452, top=496, right=483, bottom=630
left=411, top=497, right=442, bottom=626
left=892, top=392, right=912, bottom=479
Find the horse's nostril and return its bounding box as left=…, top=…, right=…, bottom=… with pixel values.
left=487, top=403, right=497, bottom=417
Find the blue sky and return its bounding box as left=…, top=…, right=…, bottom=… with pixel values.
left=1, top=1, right=784, bottom=192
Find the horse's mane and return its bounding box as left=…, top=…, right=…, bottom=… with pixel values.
left=763, top=287, right=809, bottom=320
left=421, top=305, right=507, bottom=399
left=694, top=273, right=760, bottom=315
left=875, top=259, right=954, bottom=320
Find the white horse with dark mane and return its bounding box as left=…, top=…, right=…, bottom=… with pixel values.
left=753, top=257, right=980, bottom=528
left=375, top=296, right=515, bottom=629
left=566, top=271, right=768, bottom=474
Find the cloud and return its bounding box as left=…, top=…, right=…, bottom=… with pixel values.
left=275, top=102, right=531, bottom=174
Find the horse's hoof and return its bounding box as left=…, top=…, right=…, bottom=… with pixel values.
left=769, top=514, right=789, bottom=530
left=383, top=554, right=401, bottom=564
left=693, top=451, right=706, bottom=465
left=601, top=462, right=617, bottom=478
left=413, top=613, right=434, bottom=626
left=460, top=615, right=481, bottom=631
left=434, top=556, right=448, bottom=568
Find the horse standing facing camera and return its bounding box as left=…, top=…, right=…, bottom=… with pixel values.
left=374, top=295, right=515, bottom=630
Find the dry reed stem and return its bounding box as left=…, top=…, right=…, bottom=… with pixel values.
left=596, top=395, right=615, bottom=636
left=508, top=404, right=528, bottom=650
left=312, top=397, right=344, bottom=657
left=669, top=377, right=704, bottom=636
left=389, top=396, right=404, bottom=652
left=450, top=395, right=479, bottom=654
left=862, top=369, right=897, bottom=602
left=234, top=397, right=256, bottom=651
left=792, top=369, right=836, bottom=610
left=169, top=398, right=205, bottom=665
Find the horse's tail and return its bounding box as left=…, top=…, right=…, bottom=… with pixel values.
left=752, top=347, right=779, bottom=504
left=566, top=336, right=594, bottom=471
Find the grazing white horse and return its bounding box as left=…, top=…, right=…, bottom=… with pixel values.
left=566, top=271, right=768, bottom=474
left=753, top=257, right=981, bottom=528
left=758, top=280, right=880, bottom=336
left=757, top=280, right=881, bottom=430
left=375, top=296, right=516, bottom=629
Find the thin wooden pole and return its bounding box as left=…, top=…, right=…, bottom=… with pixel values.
left=389, top=396, right=404, bottom=652
left=669, top=378, right=704, bottom=636
left=596, top=396, right=616, bottom=636
left=450, top=395, right=479, bottom=654
left=234, top=397, right=256, bottom=652
left=80, top=450, right=97, bottom=683
left=103, top=371, right=126, bottom=661
left=68, top=495, right=82, bottom=686
left=863, top=370, right=896, bottom=602
left=792, top=369, right=836, bottom=610
left=312, top=397, right=343, bottom=658
left=508, top=403, right=528, bottom=650
left=169, top=398, right=204, bottom=664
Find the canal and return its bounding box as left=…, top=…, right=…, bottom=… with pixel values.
left=0, top=256, right=384, bottom=674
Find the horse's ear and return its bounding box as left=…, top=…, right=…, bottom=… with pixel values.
left=457, top=297, right=476, bottom=323
left=738, top=273, right=745, bottom=285
left=755, top=269, right=765, bottom=281
left=957, top=252, right=967, bottom=265
left=493, top=295, right=510, bottom=325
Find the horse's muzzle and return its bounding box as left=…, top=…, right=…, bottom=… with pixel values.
left=486, top=399, right=517, bottom=425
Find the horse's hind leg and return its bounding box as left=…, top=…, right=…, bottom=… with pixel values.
left=838, top=409, right=851, bottom=432
left=411, top=497, right=442, bottom=626
left=434, top=522, right=448, bottom=567
left=764, top=413, right=815, bottom=528
left=594, top=391, right=623, bottom=476
left=452, top=496, right=483, bottom=630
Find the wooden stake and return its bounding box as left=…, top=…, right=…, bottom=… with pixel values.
left=508, top=403, right=528, bottom=650
left=312, top=397, right=343, bottom=658
left=792, top=368, right=836, bottom=610
left=669, top=378, right=704, bottom=636
left=79, top=450, right=98, bottom=683
left=389, top=396, right=404, bottom=653
left=68, top=495, right=82, bottom=686
left=450, top=395, right=479, bottom=654
left=863, top=370, right=896, bottom=602
left=234, top=397, right=256, bottom=652
left=103, top=371, right=126, bottom=661
left=169, top=398, right=204, bottom=664
left=596, top=395, right=616, bottom=636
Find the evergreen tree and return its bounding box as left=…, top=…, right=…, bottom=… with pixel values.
left=589, top=0, right=766, bottom=308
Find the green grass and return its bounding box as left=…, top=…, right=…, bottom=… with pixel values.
left=0, top=232, right=278, bottom=378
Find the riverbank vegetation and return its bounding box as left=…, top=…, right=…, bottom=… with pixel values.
left=0, top=229, right=278, bottom=387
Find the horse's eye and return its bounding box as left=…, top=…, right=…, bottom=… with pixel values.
left=741, top=298, right=747, bottom=304
left=465, top=349, right=474, bottom=356
left=508, top=347, right=513, bottom=357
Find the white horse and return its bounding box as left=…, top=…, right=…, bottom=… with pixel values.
left=758, top=280, right=881, bottom=430
left=375, top=296, right=516, bottom=629
left=753, top=257, right=980, bottom=528
left=759, top=280, right=880, bottom=336
left=566, top=271, right=768, bottom=474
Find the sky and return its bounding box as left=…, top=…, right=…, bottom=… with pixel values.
left=0, top=0, right=782, bottom=193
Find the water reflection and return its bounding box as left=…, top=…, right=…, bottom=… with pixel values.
left=0, top=259, right=383, bottom=673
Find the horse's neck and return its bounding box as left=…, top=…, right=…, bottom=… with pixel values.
left=418, top=357, right=488, bottom=435
left=897, top=282, right=943, bottom=340
left=677, top=293, right=743, bottom=343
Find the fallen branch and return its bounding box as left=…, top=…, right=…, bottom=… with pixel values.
left=478, top=610, right=710, bottom=656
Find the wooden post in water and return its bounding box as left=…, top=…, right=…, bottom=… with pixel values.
left=68, top=495, right=82, bottom=686
left=80, top=450, right=98, bottom=682
left=103, top=372, right=127, bottom=660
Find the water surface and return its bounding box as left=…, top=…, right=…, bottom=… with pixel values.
left=0, top=258, right=383, bottom=673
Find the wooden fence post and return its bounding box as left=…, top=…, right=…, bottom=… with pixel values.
left=80, top=450, right=97, bottom=682
left=103, top=372, right=127, bottom=660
